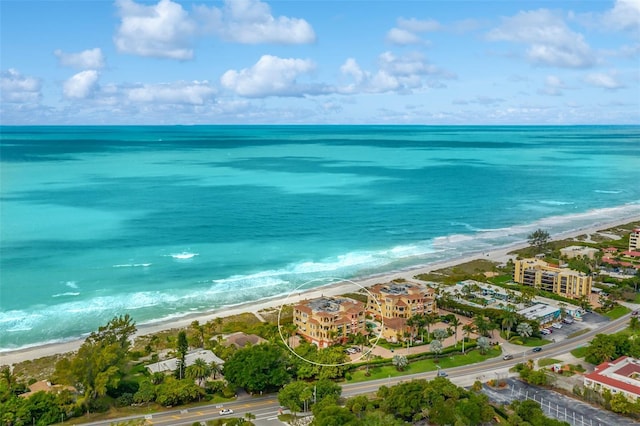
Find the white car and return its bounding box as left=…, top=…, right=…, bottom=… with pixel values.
left=219, top=409, right=234, bottom=415
left=552, top=323, right=562, bottom=329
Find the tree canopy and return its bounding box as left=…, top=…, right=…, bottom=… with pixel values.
left=527, top=229, right=551, bottom=251
left=223, top=343, right=291, bottom=393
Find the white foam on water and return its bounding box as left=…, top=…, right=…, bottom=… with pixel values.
left=594, top=189, right=623, bottom=194
left=52, top=292, right=80, bottom=298
left=170, top=252, right=199, bottom=260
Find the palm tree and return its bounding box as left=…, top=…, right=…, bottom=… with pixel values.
left=423, top=313, right=438, bottom=342
left=501, top=312, right=517, bottom=339
left=185, top=357, right=210, bottom=386
left=209, top=361, right=221, bottom=379
left=245, top=412, right=256, bottom=422
left=449, top=316, right=461, bottom=345
left=462, top=324, right=474, bottom=354
left=516, top=322, right=533, bottom=341
left=472, top=315, right=490, bottom=337
left=558, top=302, right=567, bottom=320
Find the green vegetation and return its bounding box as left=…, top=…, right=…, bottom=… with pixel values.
left=538, top=358, right=562, bottom=367
left=571, top=346, right=588, bottom=358
left=603, top=305, right=631, bottom=319
left=567, top=328, right=591, bottom=339
left=349, top=347, right=501, bottom=382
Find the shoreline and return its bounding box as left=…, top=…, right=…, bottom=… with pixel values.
left=2, top=214, right=638, bottom=366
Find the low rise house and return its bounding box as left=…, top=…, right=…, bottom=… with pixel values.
left=560, top=245, right=599, bottom=260
left=146, top=349, right=224, bottom=374
left=517, top=303, right=560, bottom=326
left=584, top=356, right=640, bottom=401
left=220, top=332, right=266, bottom=349
left=293, top=296, right=365, bottom=348
left=19, top=380, right=76, bottom=399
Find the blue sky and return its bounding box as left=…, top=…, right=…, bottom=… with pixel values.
left=1, top=0, right=638, bottom=124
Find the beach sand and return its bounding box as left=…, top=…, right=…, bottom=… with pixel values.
left=2, top=215, right=638, bottom=366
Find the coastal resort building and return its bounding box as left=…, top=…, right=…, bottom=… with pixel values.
left=584, top=356, right=640, bottom=401
left=146, top=349, right=225, bottom=374
left=366, top=281, right=437, bottom=342
left=630, top=228, right=640, bottom=252
left=293, top=296, right=366, bottom=348
left=559, top=245, right=599, bottom=260
left=513, top=258, right=592, bottom=299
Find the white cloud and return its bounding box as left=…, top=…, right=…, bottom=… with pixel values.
left=55, top=48, right=105, bottom=69
left=487, top=9, right=595, bottom=68
left=452, top=96, right=504, bottom=105
left=386, top=17, right=440, bottom=45
left=539, top=75, right=566, bottom=96
left=196, top=0, right=315, bottom=44
left=339, top=52, right=455, bottom=94
left=1, top=69, right=41, bottom=103
left=604, top=0, right=640, bottom=32
left=63, top=70, right=99, bottom=99
left=114, top=0, right=197, bottom=60
left=127, top=81, right=216, bottom=104
left=221, top=55, right=320, bottom=97
left=584, top=72, right=624, bottom=89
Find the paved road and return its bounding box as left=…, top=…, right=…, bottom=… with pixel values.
left=74, top=312, right=633, bottom=426
left=483, top=378, right=639, bottom=426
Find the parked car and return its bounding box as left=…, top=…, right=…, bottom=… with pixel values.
left=532, top=347, right=543, bottom=353
left=562, top=318, right=574, bottom=324
left=503, top=354, right=514, bottom=360
left=540, top=329, right=550, bottom=335
left=351, top=346, right=362, bottom=353
left=552, top=323, right=562, bottom=329
left=220, top=409, right=234, bottom=415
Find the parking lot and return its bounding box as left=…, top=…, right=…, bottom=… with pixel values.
left=539, top=310, right=610, bottom=342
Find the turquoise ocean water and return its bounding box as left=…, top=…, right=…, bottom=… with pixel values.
left=1, top=125, right=639, bottom=350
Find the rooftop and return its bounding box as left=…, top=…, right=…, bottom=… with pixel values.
left=585, top=356, right=640, bottom=397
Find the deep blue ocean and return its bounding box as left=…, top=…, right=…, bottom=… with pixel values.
left=1, top=125, right=639, bottom=350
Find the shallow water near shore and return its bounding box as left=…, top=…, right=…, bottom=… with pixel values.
left=1, top=125, right=639, bottom=350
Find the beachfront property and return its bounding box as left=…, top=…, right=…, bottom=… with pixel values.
left=366, top=281, right=437, bottom=342
left=220, top=332, right=266, bottom=349
left=559, top=245, right=599, bottom=260
left=630, top=228, right=640, bottom=251
left=584, top=356, right=640, bottom=401
left=513, top=258, right=592, bottom=299
left=146, top=349, right=224, bottom=374
left=19, top=380, right=76, bottom=399
left=293, top=296, right=366, bottom=348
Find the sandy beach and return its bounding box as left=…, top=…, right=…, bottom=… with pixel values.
left=2, top=215, right=638, bottom=367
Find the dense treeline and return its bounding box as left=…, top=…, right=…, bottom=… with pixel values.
left=280, top=376, right=570, bottom=426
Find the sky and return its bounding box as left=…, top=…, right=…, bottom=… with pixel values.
left=1, top=0, right=639, bottom=125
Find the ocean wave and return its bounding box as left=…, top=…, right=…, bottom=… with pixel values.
left=594, top=189, right=623, bottom=194
left=539, top=200, right=574, bottom=206
left=169, top=252, right=199, bottom=260
left=52, top=292, right=80, bottom=298
left=113, top=263, right=152, bottom=268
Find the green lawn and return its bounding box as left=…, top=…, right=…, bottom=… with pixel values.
left=567, top=328, right=591, bottom=339
left=515, top=336, right=551, bottom=347
left=349, top=347, right=501, bottom=383
left=635, top=293, right=640, bottom=304
left=538, top=358, right=562, bottom=367
left=571, top=346, right=588, bottom=358
left=604, top=305, right=631, bottom=319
